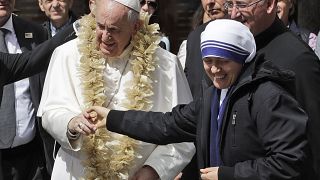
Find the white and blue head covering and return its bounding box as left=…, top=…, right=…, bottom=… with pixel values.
left=201, top=19, right=256, bottom=64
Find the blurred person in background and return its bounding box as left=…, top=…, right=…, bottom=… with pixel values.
left=38, top=0, right=77, bottom=37
left=276, top=0, right=317, bottom=50
left=140, top=0, right=170, bottom=51
left=177, top=5, right=211, bottom=70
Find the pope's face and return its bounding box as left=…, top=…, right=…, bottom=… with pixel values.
left=95, top=1, right=137, bottom=57
left=0, top=0, right=15, bottom=26
left=203, top=57, right=243, bottom=89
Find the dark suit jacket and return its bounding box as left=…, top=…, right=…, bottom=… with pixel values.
left=0, top=24, right=76, bottom=103
left=0, top=14, right=48, bottom=179
left=254, top=18, right=319, bottom=179
left=184, top=22, right=209, bottom=99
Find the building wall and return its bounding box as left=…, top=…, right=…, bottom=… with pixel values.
left=158, top=0, right=200, bottom=53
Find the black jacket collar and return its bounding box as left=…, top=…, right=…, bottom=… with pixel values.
left=254, top=18, right=288, bottom=51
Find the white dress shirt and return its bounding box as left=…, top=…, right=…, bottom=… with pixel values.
left=1, top=15, right=35, bottom=148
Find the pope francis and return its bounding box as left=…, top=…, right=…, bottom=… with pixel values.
left=37, top=0, right=195, bottom=179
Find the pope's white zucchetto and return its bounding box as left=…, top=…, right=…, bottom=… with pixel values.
left=114, top=0, right=141, bottom=12
left=200, top=19, right=256, bottom=64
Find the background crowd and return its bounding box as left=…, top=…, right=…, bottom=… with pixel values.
left=0, top=0, right=320, bottom=180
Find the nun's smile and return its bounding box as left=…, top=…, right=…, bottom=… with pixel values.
left=203, top=57, right=243, bottom=89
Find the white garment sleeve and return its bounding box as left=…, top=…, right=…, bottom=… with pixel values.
left=38, top=40, right=83, bottom=151
left=177, top=40, right=187, bottom=70
left=143, top=48, right=195, bottom=179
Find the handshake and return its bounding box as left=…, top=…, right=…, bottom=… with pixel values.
left=67, top=106, right=111, bottom=137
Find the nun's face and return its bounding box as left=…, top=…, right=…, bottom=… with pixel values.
left=203, top=57, right=243, bottom=89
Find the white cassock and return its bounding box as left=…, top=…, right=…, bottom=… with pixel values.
left=37, top=38, right=195, bottom=180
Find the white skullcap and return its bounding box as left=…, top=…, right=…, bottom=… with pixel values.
left=114, top=0, right=141, bottom=12
left=201, top=19, right=256, bottom=64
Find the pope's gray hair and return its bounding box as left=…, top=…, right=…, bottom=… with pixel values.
left=127, top=8, right=140, bottom=24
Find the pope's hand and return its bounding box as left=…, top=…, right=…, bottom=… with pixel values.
left=200, top=167, right=219, bottom=180
left=86, top=106, right=110, bottom=129
left=68, top=113, right=97, bottom=136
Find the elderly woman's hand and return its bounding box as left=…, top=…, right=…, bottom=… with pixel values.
left=200, top=167, right=219, bottom=180
left=85, top=106, right=110, bottom=129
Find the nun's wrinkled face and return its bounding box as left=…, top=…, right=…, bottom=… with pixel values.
left=203, top=57, right=243, bottom=89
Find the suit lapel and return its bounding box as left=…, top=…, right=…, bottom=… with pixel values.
left=12, top=15, right=42, bottom=107
left=12, top=16, right=33, bottom=52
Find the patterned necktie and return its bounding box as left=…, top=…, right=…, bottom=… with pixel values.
left=0, top=28, right=16, bottom=148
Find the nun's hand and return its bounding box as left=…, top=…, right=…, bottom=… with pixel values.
left=85, top=106, right=110, bottom=129
left=200, top=167, right=219, bottom=180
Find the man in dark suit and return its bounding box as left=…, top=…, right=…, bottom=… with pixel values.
left=0, top=1, right=49, bottom=179
left=38, top=0, right=77, bottom=38
left=0, top=1, right=78, bottom=178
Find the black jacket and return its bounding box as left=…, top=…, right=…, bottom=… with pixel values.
left=255, top=18, right=320, bottom=179
left=108, top=55, right=309, bottom=180
left=184, top=22, right=208, bottom=99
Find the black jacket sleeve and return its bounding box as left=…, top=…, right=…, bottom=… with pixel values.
left=0, top=24, right=76, bottom=85
left=107, top=100, right=200, bottom=144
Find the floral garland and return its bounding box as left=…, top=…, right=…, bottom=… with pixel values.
left=77, top=12, right=161, bottom=179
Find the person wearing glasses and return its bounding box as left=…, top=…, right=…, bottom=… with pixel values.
left=224, top=0, right=320, bottom=179
left=86, top=19, right=310, bottom=180
left=140, top=0, right=171, bottom=51
left=140, top=0, right=157, bottom=14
